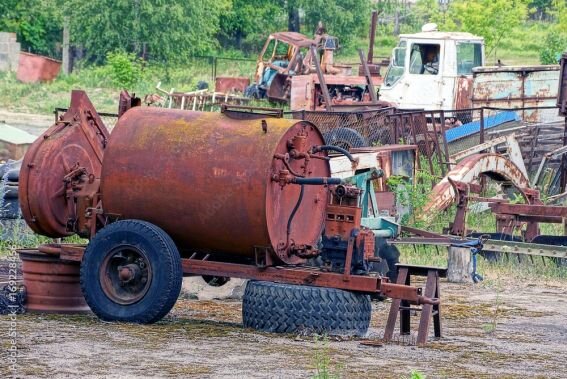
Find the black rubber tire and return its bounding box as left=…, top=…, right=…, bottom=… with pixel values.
left=242, top=281, right=371, bottom=336
left=2, top=184, right=18, bottom=199
left=80, top=219, right=182, bottom=323
left=322, top=127, right=368, bottom=150
left=0, top=199, right=20, bottom=219
left=5, top=168, right=19, bottom=183
left=375, top=238, right=400, bottom=283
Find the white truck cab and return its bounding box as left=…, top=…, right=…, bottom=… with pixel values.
left=379, top=24, right=485, bottom=110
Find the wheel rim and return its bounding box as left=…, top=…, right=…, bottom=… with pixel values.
left=100, top=245, right=153, bottom=305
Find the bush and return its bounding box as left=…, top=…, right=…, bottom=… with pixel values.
left=539, top=31, right=567, bottom=64
left=102, top=51, right=143, bottom=89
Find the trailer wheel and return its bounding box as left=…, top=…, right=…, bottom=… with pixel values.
left=80, top=219, right=182, bottom=323
left=242, top=281, right=371, bottom=336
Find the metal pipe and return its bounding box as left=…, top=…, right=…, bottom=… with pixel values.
left=372, top=230, right=394, bottom=238
left=367, top=10, right=378, bottom=64
left=292, top=177, right=342, bottom=185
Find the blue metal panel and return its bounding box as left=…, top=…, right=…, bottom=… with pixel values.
left=445, top=111, right=519, bottom=143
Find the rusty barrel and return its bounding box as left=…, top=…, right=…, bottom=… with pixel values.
left=101, top=108, right=330, bottom=265
left=18, top=249, right=90, bottom=313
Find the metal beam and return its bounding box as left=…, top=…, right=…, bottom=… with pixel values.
left=489, top=203, right=567, bottom=218
left=482, top=239, right=567, bottom=259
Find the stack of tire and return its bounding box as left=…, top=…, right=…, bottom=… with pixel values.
left=0, top=159, right=21, bottom=220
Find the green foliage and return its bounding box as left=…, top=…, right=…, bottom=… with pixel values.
left=439, top=0, right=531, bottom=53
left=219, top=0, right=284, bottom=51
left=402, top=370, right=427, bottom=379
left=300, top=0, right=372, bottom=46
left=102, top=51, right=143, bottom=89
left=539, top=0, right=567, bottom=64
left=0, top=0, right=63, bottom=57
left=387, top=169, right=439, bottom=229
left=64, top=0, right=230, bottom=63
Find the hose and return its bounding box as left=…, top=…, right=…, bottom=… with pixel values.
left=286, top=184, right=305, bottom=251
left=312, top=145, right=357, bottom=163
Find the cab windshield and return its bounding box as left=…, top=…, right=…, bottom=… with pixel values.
left=384, top=41, right=406, bottom=87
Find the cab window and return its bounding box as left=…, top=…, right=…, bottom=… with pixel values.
left=409, top=43, right=440, bottom=75
left=456, top=42, right=483, bottom=75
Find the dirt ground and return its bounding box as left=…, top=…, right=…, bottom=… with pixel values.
left=1, top=278, right=566, bottom=379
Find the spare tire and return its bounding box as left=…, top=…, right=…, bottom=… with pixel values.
left=5, top=169, right=19, bottom=183
left=2, top=183, right=18, bottom=199
left=0, top=199, right=20, bottom=219
left=323, top=127, right=368, bottom=150
left=242, top=280, right=371, bottom=336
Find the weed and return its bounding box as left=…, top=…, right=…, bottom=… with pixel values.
left=311, top=335, right=344, bottom=379
left=402, top=369, right=427, bottom=379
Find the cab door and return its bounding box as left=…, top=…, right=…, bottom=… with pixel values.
left=394, top=41, right=444, bottom=109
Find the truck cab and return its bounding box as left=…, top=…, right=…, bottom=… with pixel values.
left=379, top=24, right=484, bottom=110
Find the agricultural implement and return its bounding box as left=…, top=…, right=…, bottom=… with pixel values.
left=16, top=90, right=443, bottom=338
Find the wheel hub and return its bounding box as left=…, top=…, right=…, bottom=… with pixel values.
left=100, top=246, right=152, bottom=305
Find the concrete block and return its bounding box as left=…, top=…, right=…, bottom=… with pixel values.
left=8, top=42, right=20, bottom=53
left=9, top=53, right=19, bottom=70
left=0, top=32, right=16, bottom=43
left=0, top=42, right=8, bottom=53
left=0, top=53, right=9, bottom=72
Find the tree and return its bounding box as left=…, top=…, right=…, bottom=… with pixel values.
left=300, top=0, right=373, bottom=44
left=438, top=0, right=530, bottom=52
left=218, top=0, right=284, bottom=51
left=64, top=0, right=230, bottom=63
left=0, top=0, right=63, bottom=58
left=539, top=0, right=567, bottom=64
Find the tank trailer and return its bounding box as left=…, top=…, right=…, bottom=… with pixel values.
left=18, top=91, right=438, bottom=335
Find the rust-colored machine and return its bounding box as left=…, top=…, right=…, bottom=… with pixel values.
left=18, top=91, right=437, bottom=336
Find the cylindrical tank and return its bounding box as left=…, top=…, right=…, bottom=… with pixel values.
left=101, top=108, right=330, bottom=265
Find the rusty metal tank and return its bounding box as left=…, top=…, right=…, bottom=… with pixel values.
left=101, top=107, right=330, bottom=265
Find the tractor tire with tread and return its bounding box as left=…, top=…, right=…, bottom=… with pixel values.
left=242, top=280, right=371, bottom=336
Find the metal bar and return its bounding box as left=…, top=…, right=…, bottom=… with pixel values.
left=433, top=275, right=442, bottom=338
left=450, top=135, right=508, bottom=161
left=310, top=46, right=333, bottom=111
left=383, top=267, right=408, bottom=341
left=390, top=238, right=452, bottom=246
left=439, top=111, right=451, bottom=170
left=489, top=203, right=567, bottom=217
left=367, top=10, right=378, bottom=63
left=430, top=111, right=446, bottom=176
left=479, top=108, right=485, bottom=144
left=181, top=258, right=382, bottom=292
left=417, top=270, right=438, bottom=345
left=561, top=116, right=567, bottom=192
left=482, top=239, right=567, bottom=259
left=358, top=49, right=378, bottom=104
